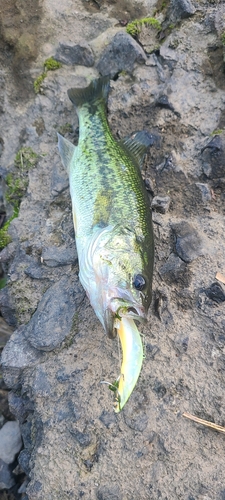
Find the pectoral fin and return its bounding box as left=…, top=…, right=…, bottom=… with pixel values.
left=120, top=130, right=155, bottom=168
left=57, top=133, right=76, bottom=173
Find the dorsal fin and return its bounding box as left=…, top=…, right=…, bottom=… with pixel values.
left=57, top=133, right=76, bottom=173
left=120, top=130, right=154, bottom=168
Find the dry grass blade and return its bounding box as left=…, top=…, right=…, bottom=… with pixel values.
left=216, top=272, right=225, bottom=285
left=183, top=412, right=225, bottom=435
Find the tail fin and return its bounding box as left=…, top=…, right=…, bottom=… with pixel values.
left=67, top=76, right=110, bottom=110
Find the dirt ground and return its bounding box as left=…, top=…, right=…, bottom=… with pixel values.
left=0, top=0, right=225, bottom=499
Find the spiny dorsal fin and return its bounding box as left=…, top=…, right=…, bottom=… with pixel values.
left=57, top=133, right=76, bottom=173
left=67, top=77, right=110, bottom=110
left=120, top=130, right=154, bottom=168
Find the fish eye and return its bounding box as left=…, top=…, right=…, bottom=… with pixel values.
left=133, top=274, right=146, bottom=291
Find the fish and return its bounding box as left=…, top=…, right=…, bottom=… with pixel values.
left=58, top=77, right=154, bottom=410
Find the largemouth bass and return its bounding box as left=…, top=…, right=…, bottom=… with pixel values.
left=58, top=77, right=154, bottom=410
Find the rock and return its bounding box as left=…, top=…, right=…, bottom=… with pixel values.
left=33, top=366, right=52, bottom=397
left=0, top=287, right=17, bottom=327
left=97, top=31, right=146, bottom=77
left=170, top=0, right=195, bottom=20
left=99, top=410, right=117, bottom=428
left=173, top=333, right=189, bottom=354
left=152, top=195, right=171, bottom=214
left=18, top=449, right=31, bottom=476
left=1, top=327, right=45, bottom=389
left=0, top=242, right=17, bottom=263
left=55, top=41, right=94, bottom=67
left=51, top=166, right=69, bottom=196
left=195, top=183, right=211, bottom=203
left=8, top=392, right=34, bottom=424
left=201, top=134, right=225, bottom=179
left=171, top=221, right=203, bottom=263
left=0, top=421, right=22, bottom=464
left=97, top=486, right=121, bottom=500
left=0, top=459, right=15, bottom=490
left=41, top=245, right=77, bottom=267
left=205, top=283, right=225, bottom=304
left=70, top=429, right=91, bottom=448
left=159, top=253, right=189, bottom=285
left=24, top=262, right=51, bottom=280
left=24, top=275, right=85, bottom=351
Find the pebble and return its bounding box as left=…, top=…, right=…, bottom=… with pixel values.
left=171, top=221, right=203, bottom=263
left=201, top=134, right=225, bottom=179
left=152, top=195, right=171, bottom=214
left=97, top=31, right=146, bottom=77
left=24, top=275, right=85, bottom=351
left=55, top=41, right=94, bottom=67
left=195, top=183, right=211, bottom=203
left=0, top=421, right=22, bottom=465
left=205, top=282, right=225, bottom=304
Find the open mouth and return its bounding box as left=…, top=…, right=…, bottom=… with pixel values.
left=104, top=297, right=147, bottom=339
left=118, top=305, right=147, bottom=323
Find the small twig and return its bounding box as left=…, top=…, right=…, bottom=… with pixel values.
left=183, top=412, right=225, bottom=435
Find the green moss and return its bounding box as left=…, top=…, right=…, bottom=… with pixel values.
left=0, top=276, right=7, bottom=289
left=0, top=208, right=19, bottom=250
left=5, top=174, right=26, bottom=209
left=14, top=147, right=38, bottom=171
left=211, top=129, right=223, bottom=135
left=34, top=72, right=47, bottom=94
left=44, top=57, right=62, bottom=71
left=126, top=17, right=161, bottom=37
left=34, top=57, right=62, bottom=94
left=1, top=147, right=38, bottom=249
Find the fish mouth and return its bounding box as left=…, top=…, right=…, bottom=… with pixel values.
left=104, top=297, right=147, bottom=339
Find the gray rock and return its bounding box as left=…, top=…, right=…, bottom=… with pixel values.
left=171, top=221, right=203, bottom=263
left=24, top=262, right=51, bottom=280
left=152, top=195, right=171, bottom=214
left=97, top=31, right=146, bottom=77
left=18, top=449, right=31, bottom=476
left=170, top=0, right=195, bottom=20
left=97, top=486, right=121, bottom=500
left=24, top=275, right=85, bottom=351
left=99, top=410, right=117, bottom=428
left=195, top=183, right=211, bottom=203
left=8, top=392, right=34, bottom=423
left=51, top=166, right=69, bottom=196
left=0, top=421, right=22, bottom=464
left=33, top=366, right=52, bottom=397
left=201, top=134, right=225, bottom=179
left=70, top=429, right=91, bottom=448
left=159, top=253, right=189, bottom=285
left=0, top=459, right=15, bottom=490
left=0, top=287, right=17, bottom=327
left=41, top=245, right=77, bottom=267
left=1, top=327, right=45, bottom=388
left=55, top=41, right=94, bottom=67
left=205, top=282, right=225, bottom=304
